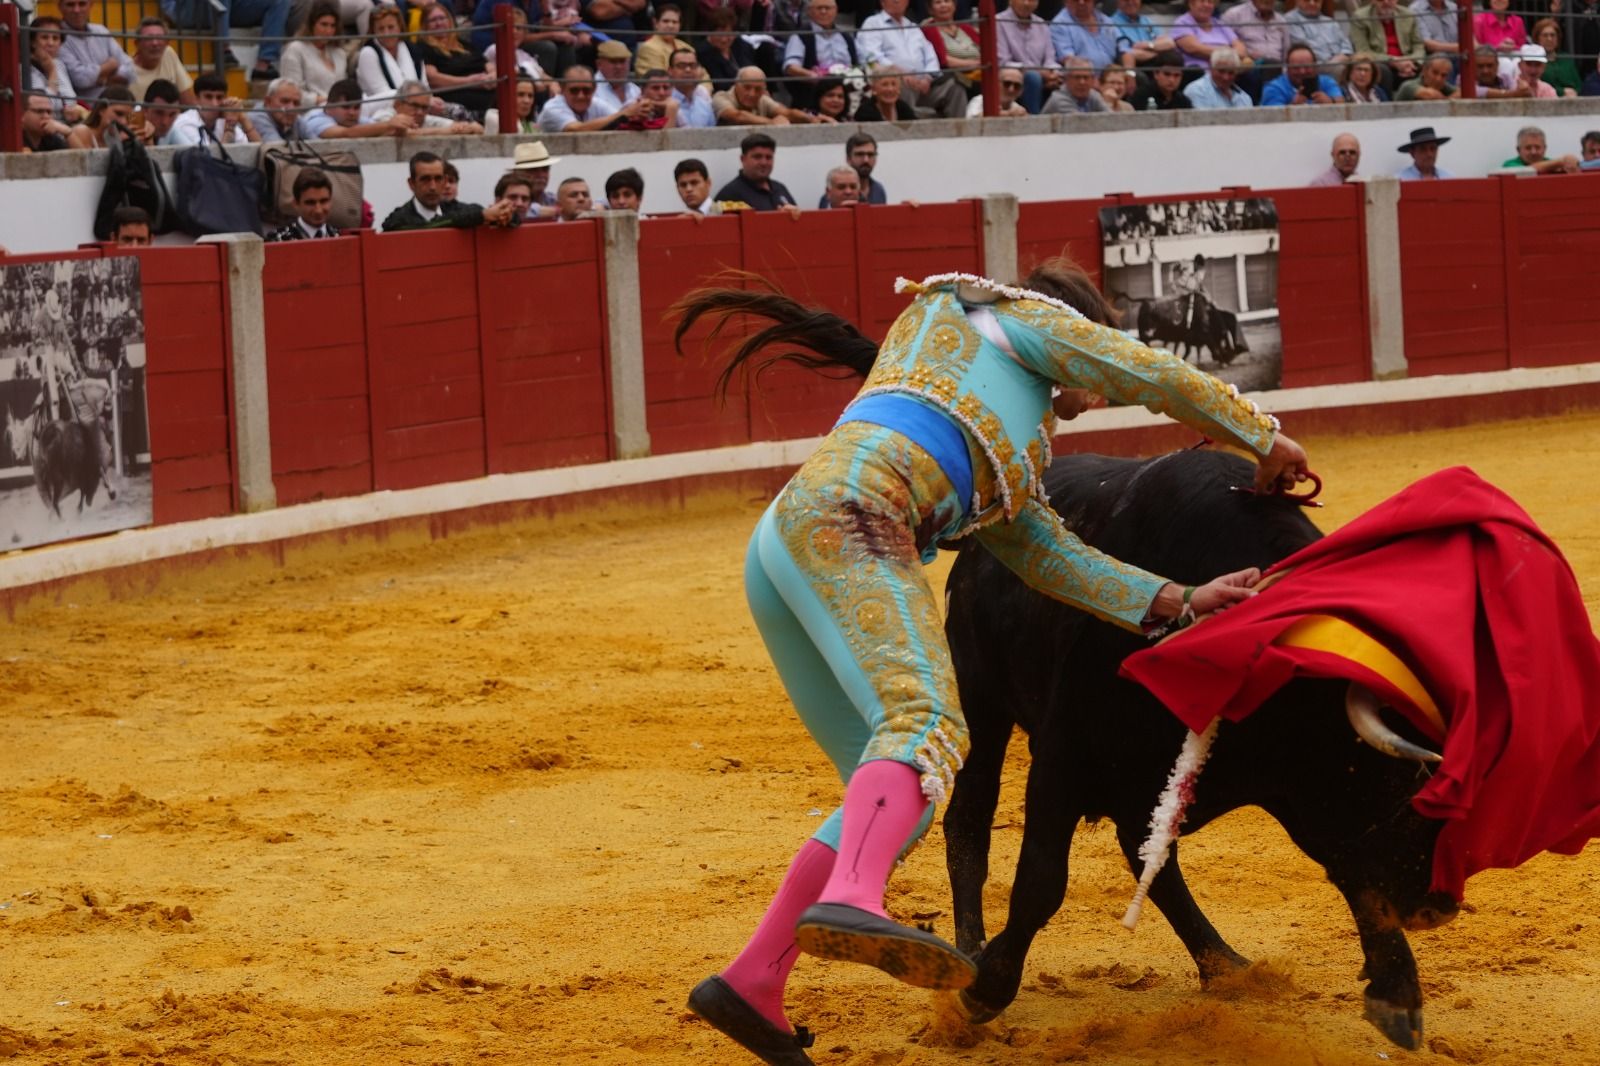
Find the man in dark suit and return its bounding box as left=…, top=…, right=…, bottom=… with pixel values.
left=267, top=169, right=343, bottom=242
left=381, top=152, right=519, bottom=233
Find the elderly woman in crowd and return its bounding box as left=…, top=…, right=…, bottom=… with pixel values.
left=922, top=0, right=982, bottom=86
left=281, top=1, right=351, bottom=106
left=856, top=66, right=918, bottom=120
left=1531, top=19, right=1581, bottom=96
left=698, top=7, right=761, bottom=91
left=1345, top=53, right=1390, bottom=101
left=1098, top=66, right=1136, bottom=110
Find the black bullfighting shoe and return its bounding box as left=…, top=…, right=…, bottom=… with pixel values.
left=686, top=975, right=816, bottom=1065
left=794, top=903, right=977, bottom=990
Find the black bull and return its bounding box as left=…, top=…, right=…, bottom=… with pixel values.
left=1132, top=294, right=1247, bottom=366
left=942, top=450, right=1457, bottom=1050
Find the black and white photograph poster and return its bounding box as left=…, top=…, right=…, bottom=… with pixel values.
left=1099, top=198, right=1282, bottom=394
left=1, top=256, right=152, bottom=551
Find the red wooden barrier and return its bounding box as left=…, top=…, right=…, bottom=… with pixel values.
left=854, top=200, right=984, bottom=339
left=135, top=245, right=237, bottom=524
left=477, top=222, right=611, bottom=472
left=1398, top=178, right=1510, bottom=376
left=1262, top=184, right=1369, bottom=387
left=359, top=229, right=487, bottom=491
left=1500, top=172, right=1600, bottom=369
left=637, top=214, right=751, bottom=454
left=1017, top=198, right=1108, bottom=283
left=262, top=237, right=372, bottom=505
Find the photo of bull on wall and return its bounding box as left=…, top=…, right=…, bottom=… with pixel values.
left=1099, top=198, right=1282, bottom=394
left=0, top=257, right=151, bottom=551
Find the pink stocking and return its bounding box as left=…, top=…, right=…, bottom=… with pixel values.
left=817, top=759, right=930, bottom=918
left=720, top=837, right=835, bottom=1032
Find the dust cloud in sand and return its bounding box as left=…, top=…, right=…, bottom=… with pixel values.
left=3, top=413, right=1600, bottom=1065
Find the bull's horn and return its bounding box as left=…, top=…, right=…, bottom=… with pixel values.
left=1345, top=684, right=1442, bottom=764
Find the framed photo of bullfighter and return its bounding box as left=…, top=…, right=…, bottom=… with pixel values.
left=1098, top=197, right=1282, bottom=394
left=0, top=256, right=152, bottom=551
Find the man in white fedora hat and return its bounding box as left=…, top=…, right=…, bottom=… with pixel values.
left=511, top=140, right=562, bottom=222
left=1513, top=43, right=1558, bottom=97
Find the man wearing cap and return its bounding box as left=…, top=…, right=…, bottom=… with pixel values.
left=594, top=41, right=643, bottom=111
left=511, top=141, right=561, bottom=222
left=1128, top=51, right=1194, bottom=109
left=1309, top=132, right=1360, bottom=185
left=1396, top=54, right=1458, bottom=99
left=1396, top=127, right=1453, bottom=180
left=1513, top=44, right=1559, bottom=97
left=1501, top=125, right=1580, bottom=174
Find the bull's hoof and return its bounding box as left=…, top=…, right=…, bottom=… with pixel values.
left=957, top=987, right=1003, bottom=1024
left=1363, top=994, right=1423, bottom=1050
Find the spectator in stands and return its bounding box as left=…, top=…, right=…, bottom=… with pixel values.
left=857, top=67, right=919, bottom=120
left=1097, top=66, right=1136, bottom=110
left=1410, top=0, right=1459, bottom=62
left=143, top=79, right=184, bottom=144
left=518, top=0, right=588, bottom=78
left=821, top=165, right=862, bottom=208
left=1043, top=56, right=1109, bottom=111
left=1396, top=126, right=1452, bottom=180
left=1261, top=42, right=1343, bottom=103
left=67, top=87, right=137, bottom=150
left=996, top=0, right=1060, bottom=114
left=1110, top=0, right=1177, bottom=68
left=248, top=78, right=307, bottom=141
left=442, top=161, right=460, bottom=205
left=111, top=205, right=153, bottom=246
left=1470, top=43, right=1524, bottom=95
left=1220, top=0, right=1290, bottom=89
left=859, top=0, right=967, bottom=118
left=28, top=18, right=83, bottom=122
left=1396, top=53, right=1457, bottom=97
left=494, top=172, right=536, bottom=219
left=482, top=7, right=558, bottom=95
left=372, top=80, right=485, bottom=133
left=1512, top=44, right=1559, bottom=97
left=540, top=67, right=623, bottom=132
left=1172, top=0, right=1252, bottom=71
left=1581, top=130, right=1600, bottom=167
left=1503, top=125, right=1580, bottom=173
left=582, top=0, right=647, bottom=43
left=511, top=141, right=560, bottom=220
left=1474, top=0, right=1527, bottom=54
left=1128, top=50, right=1194, bottom=108
left=487, top=74, right=540, bottom=134
left=1353, top=0, right=1424, bottom=85
left=604, top=168, right=645, bottom=210
left=170, top=74, right=262, bottom=145
left=303, top=77, right=414, bottom=137
left=1344, top=53, right=1391, bottom=101
left=1283, top=0, right=1352, bottom=75
left=967, top=65, right=1030, bottom=115
left=557, top=177, right=594, bottom=222
left=697, top=8, right=759, bottom=93
left=1185, top=48, right=1254, bottom=107
left=382, top=151, right=519, bottom=231
left=268, top=169, right=343, bottom=240
left=282, top=1, right=351, bottom=105
left=784, top=0, right=858, bottom=109
left=595, top=41, right=643, bottom=111
left=129, top=18, right=196, bottom=105
left=358, top=6, right=427, bottom=116
left=416, top=2, right=497, bottom=115
left=675, top=158, right=717, bottom=216
left=637, top=4, right=692, bottom=76
left=1531, top=20, right=1581, bottom=95
left=821, top=133, right=887, bottom=205
left=669, top=49, right=717, bottom=127
left=1051, top=0, right=1121, bottom=72
left=922, top=0, right=982, bottom=90
left=644, top=70, right=687, bottom=127
left=57, top=0, right=135, bottom=100
left=714, top=67, right=818, bottom=125
left=1309, top=131, right=1360, bottom=184
left=22, top=93, right=71, bottom=152
left=714, top=133, right=799, bottom=211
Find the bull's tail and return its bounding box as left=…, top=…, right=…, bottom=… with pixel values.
left=670, top=272, right=878, bottom=403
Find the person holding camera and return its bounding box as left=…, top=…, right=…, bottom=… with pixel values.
left=1260, top=42, right=1345, bottom=104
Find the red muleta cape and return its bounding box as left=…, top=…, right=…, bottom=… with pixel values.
left=1120, top=466, right=1600, bottom=900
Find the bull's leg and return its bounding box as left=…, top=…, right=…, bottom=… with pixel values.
left=1340, top=888, right=1424, bottom=1051
left=943, top=695, right=1013, bottom=958
left=1112, top=821, right=1248, bottom=984
left=959, top=731, right=1079, bottom=1023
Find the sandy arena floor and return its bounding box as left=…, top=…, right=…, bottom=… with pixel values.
left=3, top=413, right=1600, bottom=1066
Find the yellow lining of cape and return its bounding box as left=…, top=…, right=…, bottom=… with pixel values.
left=1275, top=614, right=1446, bottom=736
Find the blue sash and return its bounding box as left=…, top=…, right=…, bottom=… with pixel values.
left=836, top=393, right=974, bottom=514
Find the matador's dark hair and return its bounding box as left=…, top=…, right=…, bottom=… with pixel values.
left=671, top=254, right=1118, bottom=403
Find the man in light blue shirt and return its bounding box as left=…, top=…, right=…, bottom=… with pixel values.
left=667, top=48, right=717, bottom=128
left=1260, top=44, right=1345, bottom=104
left=1283, top=0, right=1354, bottom=71
left=1409, top=0, right=1459, bottom=55
left=1396, top=126, right=1455, bottom=180
left=1108, top=0, right=1176, bottom=65
left=1184, top=50, right=1253, bottom=107
left=1050, top=0, right=1122, bottom=68
left=538, top=67, right=622, bottom=133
